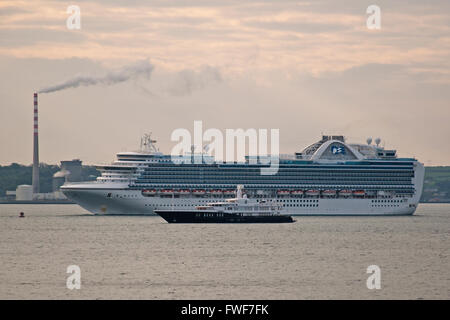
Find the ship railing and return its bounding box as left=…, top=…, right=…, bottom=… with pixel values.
left=62, top=180, right=102, bottom=186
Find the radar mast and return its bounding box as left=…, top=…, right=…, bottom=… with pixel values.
left=140, top=133, right=159, bottom=153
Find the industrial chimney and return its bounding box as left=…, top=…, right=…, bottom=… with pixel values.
left=32, top=92, right=39, bottom=194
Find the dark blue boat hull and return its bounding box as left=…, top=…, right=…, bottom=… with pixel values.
left=155, top=210, right=295, bottom=223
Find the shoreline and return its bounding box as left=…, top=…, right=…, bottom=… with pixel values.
left=0, top=200, right=75, bottom=204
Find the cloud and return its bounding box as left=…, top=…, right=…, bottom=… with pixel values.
left=0, top=28, right=86, bottom=47
left=133, top=65, right=223, bottom=97
left=166, top=66, right=222, bottom=95
left=0, top=1, right=449, bottom=165
left=243, top=20, right=353, bottom=34
left=0, top=0, right=448, bottom=78
left=0, top=6, right=30, bottom=16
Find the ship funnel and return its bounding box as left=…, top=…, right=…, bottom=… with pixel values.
left=32, top=92, right=39, bottom=194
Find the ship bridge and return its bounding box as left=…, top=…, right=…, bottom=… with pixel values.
left=295, top=135, right=397, bottom=161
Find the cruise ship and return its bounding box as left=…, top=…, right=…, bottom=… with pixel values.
left=61, top=134, right=425, bottom=216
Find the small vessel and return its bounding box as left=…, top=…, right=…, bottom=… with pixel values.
left=156, top=185, right=295, bottom=223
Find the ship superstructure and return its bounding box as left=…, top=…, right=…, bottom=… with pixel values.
left=61, top=134, right=424, bottom=215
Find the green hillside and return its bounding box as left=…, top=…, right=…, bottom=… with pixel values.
left=422, top=166, right=450, bottom=202
left=0, top=163, right=99, bottom=196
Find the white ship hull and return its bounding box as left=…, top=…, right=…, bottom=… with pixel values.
left=62, top=187, right=421, bottom=216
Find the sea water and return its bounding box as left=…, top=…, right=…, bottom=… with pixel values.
left=0, top=204, right=448, bottom=299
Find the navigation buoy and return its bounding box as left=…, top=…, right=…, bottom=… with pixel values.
left=19, top=212, right=25, bottom=218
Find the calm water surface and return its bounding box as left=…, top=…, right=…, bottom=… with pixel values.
left=0, top=204, right=449, bottom=299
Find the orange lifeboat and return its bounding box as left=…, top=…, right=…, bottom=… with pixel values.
left=353, top=190, right=366, bottom=197
left=142, top=189, right=156, bottom=196
left=291, top=190, right=304, bottom=196
left=223, top=190, right=235, bottom=196
left=192, top=189, right=206, bottom=196
left=160, top=189, right=174, bottom=195
left=305, top=189, right=320, bottom=197
left=322, top=190, right=337, bottom=197
left=338, top=190, right=352, bottom=197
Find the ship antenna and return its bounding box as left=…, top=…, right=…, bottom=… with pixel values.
left=140, top=132, right=158, bottom=153
left=236, top=185, right=244, bottom=199
left=191, top=144, right=195, bottom=163
left=375, top=137, right=381, bottom=147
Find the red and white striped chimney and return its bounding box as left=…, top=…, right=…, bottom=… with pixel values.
left=32, top=92, right=39, bottom=194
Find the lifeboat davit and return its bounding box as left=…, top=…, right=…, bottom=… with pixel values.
left=338, top=190, right=352, bottom=197
left=305, top=189, right=320, bottom=197
left=223, top=190, right=235, bottom=196
left=160, top=189, right=174, bottom=195
left=192, top=189, right=206, bottom=195
left=353, top=190, right=366, bottom=197
left=322, top=190, right=337, bottom=197
left=291, top=190, right=304, bottom=196
left=142, top=189, right=156, bottom=196
left=178, top=189, right=190, bottom=195
left=210, top=189, right=223, bottom=195
left=277, top=190, right=290, bottom=196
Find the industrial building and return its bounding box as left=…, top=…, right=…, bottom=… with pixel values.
left=0, top=94, right=87, bottom=203
left=52, top=159, right=83, bottom=193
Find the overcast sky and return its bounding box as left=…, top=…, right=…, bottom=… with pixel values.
left=0, top=0, right=449, bottom=166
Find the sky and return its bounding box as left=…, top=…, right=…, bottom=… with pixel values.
left=0, top=0, right=449, bottom=166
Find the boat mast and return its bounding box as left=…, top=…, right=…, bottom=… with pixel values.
left=140, top=133, right=158, bottom=153
left=236, top=185, right=244, bottom=199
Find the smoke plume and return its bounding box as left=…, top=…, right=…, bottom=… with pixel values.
left=38, top=60, right=154, bottom=93
left=168, top=66, right=222, bottom=96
